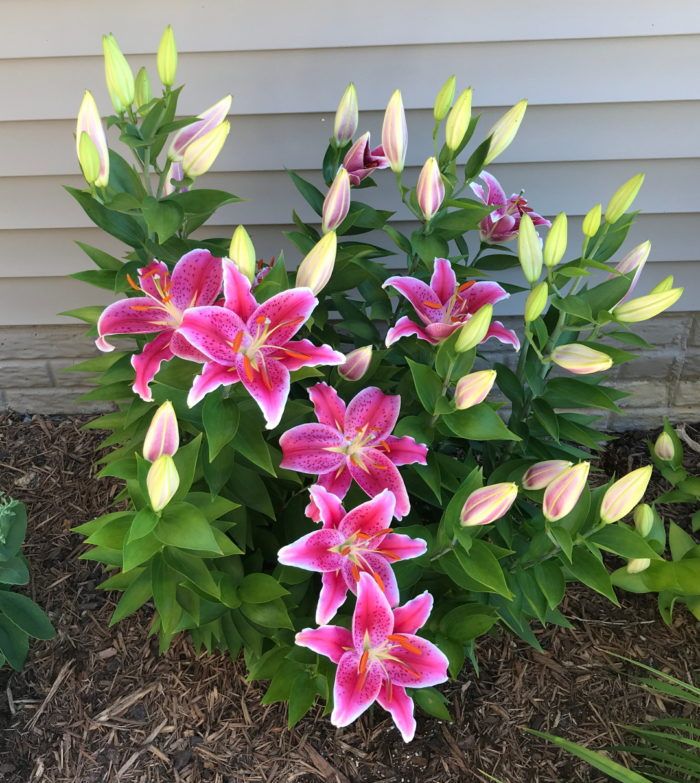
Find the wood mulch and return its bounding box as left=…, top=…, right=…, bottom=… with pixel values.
left=0, top=411, right=697, bottom=783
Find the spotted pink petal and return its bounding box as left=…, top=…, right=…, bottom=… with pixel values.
left=458, top=281, right=509, bottom=312
left=96, top=296, right=174, bottom=351
left=306, top=484, right=346, bottom=529
left=344, top=387, right=400, bottom=442
left=331, top=652, right=383, bottom=728
left=234, top=352, right=290, bottom=429
left=484, top=320, right=521, bottom=350
left=349, top=448, right=411, bottom=520
left=247, top=287, right=317, bottom=347
left=378, top=533, right=427, bottom=563
left=392, top=591, right=434, bottom=635
left=279, top=423, right=345, bottom=473
left=187, top=361, right=239, bottom=407
left=352, top=572, right=393, bottom=650
left=383, top=634, right=449, bottom=688
left=178, top=306, right=245, bottom=366
left=342, top=552, right=400, bottom=607
left=131, top=332, right=173, bottom=402
left=479, top=171, right=508, bottom=206
left=277, top=528, right=345, bottom=572
left=308, top=382, right=346, bottom=429
left=429, top=258, right=457, bottom=303
left=316, top=463, right=353, bottom=500
left=385, top=316, right=433, bottom=347
left=138, top=261, right=170, bottom=300
left=170, top=331, right=209, bottom=364
left=384, top=435, right=428, bottom=467
left=222, top=258, right=257, bottom=321
left=274, top=339, right=345, bottom=372
left=423, top=321, right=460, bottom=343
left=376, top=683, right=416, bottom=743
left=317, top=570, right=351, bottom=624
left=383, top=276, right=445, bottom=325
left=338, top=489, right=396, bottom=540
left=295, top=625, right=353, bottom=664
left=169, top=249, right=223, bottom=312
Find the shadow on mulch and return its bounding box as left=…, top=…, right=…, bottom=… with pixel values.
left=0, top=412, right=697, bottom=783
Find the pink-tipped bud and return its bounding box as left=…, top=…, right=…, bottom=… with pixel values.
left=551, top=344, right=613, bottom=375
left=454, top=370, right=496, bottom=410
left=296, top=231, right=337, bottom=294
left=333, top=83, right=358, bottom=145
left=654, top=431, right=675, bottom=461
left=382, top=89, right=407, bottom=174
left=338, top=346, right=373, bottom=381
left=611, top=241, right=651, bottom=300
left=143, top=400, right=179, bottom=462
left=600, top=465, right=653, bottom=524
left=522, top=460, right=573, bottom=491
left=416, top=157, right=445, bottom=221
left=168, top=95, right=232, bottom=161
left=146, top=455, right=180, bottom=512
left=76, top=90, right=110, bottom=187
left=461, top=483, right=518, bottom=527
left=322, top=167, right=351, bottom=233
left=162, top=160, right=184, bottom=196
left=542, top=462, right=590, bottom=521
left=182, top=120, right=230, bottom=178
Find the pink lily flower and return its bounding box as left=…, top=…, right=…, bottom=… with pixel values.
left=470, top=171, right=550, bottom=244
left=342, top=132, right=390, bottom=186
left=96, top=249, right=223, bottom=401
left=296, top=572, right=448, bottom=742
left=177, top=261, right=344, bottom=428
left=278, top=485, right=427, bottom=623
left=383, top=257, right=520, bottom=349
left=279, top=383, right=428, bottom=519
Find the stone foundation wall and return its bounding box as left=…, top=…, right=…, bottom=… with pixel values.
left=1, top=313, right=699, bottom=429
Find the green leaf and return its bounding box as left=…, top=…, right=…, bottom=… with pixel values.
left=171, top=434, right=202, bottom=500
left=230, top=413, right=276, bottom=475
left=141, top=197, right=184, bottom=243
left=443, top=404, right=520, bottom=442
left=642, top=559, right=700, bottom=594
left=151, top=554, right=182, bottom=635
left=0, top=620, right=28, bottom=670
left=567, top=547, right=619, bottom=604
left=238, top=574, right=289, bottom=604
left=0, top=502, right=27, bottom=561
left=122, top=532, right=162, bottom=572
left=241, top=598, right=294, bottom=629
left=202, top=395, right=240, bottom=461
left=163, top=547, right=220, bottom=598
left=544, top=378, right=622, bottom=413
left=155, top=502, right=222, bottom=554
left=0, top=592, right=54, bottom=639
left=454, top=540, right=512, bottom=599
left=440, top=603, right=499, bottom=642
left=65, top=186, right=145, bottom=247
left=532, top=398, right=560, bottom=441
left=533, top=561, right=566, bottom=610
left=590, top=525, right=659, bottom=560
left=166, top=189, right=242, bottom=216
left=127, top=508, right=159, bottom=543
left=110, top=567, right=153, bottom=624
left=185, top=493, right=239, bottom=522
left=669, top=521, right=696, bottom=561
left=407, top=358, right=443, bottom=414
left=76, top=241, right=123, bottom=271
left=410, top=686, right=452, bottom=721
left=287, top=170, right=324, bottom=214
left=0, top=557, right=29, bottom=586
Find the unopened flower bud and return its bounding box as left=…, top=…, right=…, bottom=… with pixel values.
left=445, top=88, right=473, bottom=151
left=416, top=157, right=445, bottom=220
left=296, top=231, right=337, bottom=294
left=168, top=95, right=232, bottom=161
left=338, top=346, right=372, bottom=381
left=78, top=132, right=101, bottom=186
left=524, top=281, right=548, bottom=323
left=147, top=455, right=180, bottom=512
left=333, top=83, right=358, bottom=145
left=76, top=90, right=110, bottom=188
left=601, top=465, right=653, bottom=524
left=543, top=462, right=590, bottom=521
left=461, top=482, right=518, bottom=527
left=143, top=401, right=179, bottom=462
left=455, top=304, right=492, bottom=352
left=633, top=504, right=654, bottom=538
left=605, top=173, right=644, bottom=225
left=544, top=212, right=567, bottom=267
left=626, top=558, right=651, bottom=574
left=650, top=276, right=674, bottom=294
left=157, top=25, right=178, bottom=87
left=582, top=204, right=602, bottom=238
left=102, top=34, right=134, bottom=112
left=322, top=167, right=351, bottom=233
left=654, top=431, right=675, bottom=461
left=454, top=370, right=497, bottom=410
left=382, top=90, right=407, bottom=174
left=182, top=120, right=230, bottom=177
left=484, top=99, right=527, bottom=165
left=518, top=213, right=543, bottom=284
left=612, top=240, right=651, bottom=299
left=551, top=344, right=613, bottom=375
left=433, top=75, right=456, bottom=122
left=614, top=287, right=683, bottom=323
left=134, top=67, right=153, bottom=112
left=522, top=460, right=572, bottom=491
left=229, top=225, right=257, bottom=283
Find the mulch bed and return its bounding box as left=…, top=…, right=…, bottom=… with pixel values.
left=0, top=412, right=697, bottom=783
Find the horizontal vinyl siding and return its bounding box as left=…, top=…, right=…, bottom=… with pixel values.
left=0, top=2, right=699, bottom=326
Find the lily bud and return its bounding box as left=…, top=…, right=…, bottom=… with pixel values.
left=416, top=157, right=445, bottom=220
left=322, top=167, right=351, bottom=233
left=613, top=287, right=683, bottom=323
left=543, top=462, right=590, bottom=522
left=76, top=90, right=109, bottom=188
left=333, top=83, right=358, bottom=145
left=612, top=241, right=651, bottom=299
left=134, top=67, right=153, bottom=112
left=445, top=88, right=473, bottom=151
left=382, top=90, right=407, bottom=174
left=522, top=460, right=572, bottom=491
left=168, top=95, right=232, bottom=161
left=455, top=304, right=492, bottom=352
left=524, top=281, right=548, bottom=323
left=551, top=344, right=613, bottom=375
left=461, top=482, right=518, bottom=527
left=182, top=120, right=230, bottom=177
left=650, top=275, right=674, bottom=294
left=582, top=204, right=602, bottom=238
left=626, top=558, right=651, bottom=575
left=162, top=161, right=184, bottom=196
left=633, top=504, right=654, bottom=537
left=229, top=225, right=257, bottom=283
left=600, top=465, right=653, bottom=524
left=157, top=25, right=178, bottom=87
left=654, top=431, right=675, bottom=461
left=454, top=370, right=497, bottom=410
left=484, top=99, right=527, bottom=165
left=605, top=173, right=644, bottom=225
left=433, top=75, right=456, bottom=122
left=296, top=231, right=337, bottom=294
left=77, top=133, right=101, bottom=186
left=338, top=346, right=373, bottom=381
left=147, top=455, right=180, bottom=512
left=102, top=34, right=134, bottom=113
left=518, top=213, right=543, bottom=284
left=143, top=401, right=179, bottom=462
left=544, top=212, right=567, bottom=268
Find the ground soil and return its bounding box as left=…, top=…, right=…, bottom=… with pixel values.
left=0, top=412, right=697, bottom=783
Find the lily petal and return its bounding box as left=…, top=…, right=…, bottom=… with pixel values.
left=383, top=435, right=428, bottom=467
left=423, top=321, right=460, bottom=343
left=187, top=361, right=239, bottom=407
left=248, top=287, right=317, bottom=346
left=279, top=423, right=346, bottom=473
left=349, top=448, right=411, bottom=520
left=222, top=258, right=257, bottom=321
left=234, top=352, right=290, bottom=429
left=275, top=339, right=345, bottom=371
left=385, top=316, right=433, bottom=347
left=138, top=260, right=170, bottom=300
left=344, top=387, right=400, bottom=443
left=384, top=634, right=449, bottom=688
left=429, top=257, right=457, bottom=304
left=484, top=320, right=521, bottom=350
left=331, top=652, right=383, bottom=728
left=131, top=332, right=173, bottom=402
left=353, top=571, right=393, bottom=650
left=338, top=489, right=396, bottom=540
left=376, top=683, right=416, bottom=743
left=378, top=533, right=427, bottom=563
left=307, top=484, right=346, bottom=529
left=316, top=463, right=353, bottom=500
left=169, top=249, right=223, bottom=311
left=317, top=570, right=351, bottom=625
left=178, top=306, right=246, bottom=365
left=170, top=330, right=209, bottom=364
left=392, top=591, right=434, bottom=635
left=308, top=382, right=347, bottom=429
left=342, top=552, right=400, bottom=607
left=458, top=281, right=509, bottom=312
left=296, top=625, right=353, bottom=664
left=96, top=296, right=174, bottom=350
left=277, top=529, right=345, bottom=572
left=383, top=276, right=445, bottom=325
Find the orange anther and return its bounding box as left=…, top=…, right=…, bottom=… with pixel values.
left=422, top=300, right=444, bottom=309
left=231, top=331, right=244, bottom=353
left=458, top=281, right=476, bottom=293
left=126, top=274, right=141, bottom=292
left=371, top=570, right=385, bottom=592
left=388, top=634, right=423, bottom=656
left=243, top=355, right=255, bottom=382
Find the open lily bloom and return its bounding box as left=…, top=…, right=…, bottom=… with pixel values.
left=96, top=249, right=223, bottom=401
left=279, top=383, right=427, bottom=519
left=278, top=485, right=426, bottom=623
left=470, top=171, right=550, bottom=244
left=383, top=257, right=520, bottom=349
left=177, top=261, right=344, bottom=428
left=296, top=572, right=448, bottom=742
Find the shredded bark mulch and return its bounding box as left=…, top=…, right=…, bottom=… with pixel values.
left=0, top=412, right=697, bottom=783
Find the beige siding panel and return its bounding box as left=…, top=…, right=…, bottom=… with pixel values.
left=3, top=101, right=699, bottom=177
left=3, top=36, right=700, bottom=122
left=3, top=1, right=698, bottom=59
